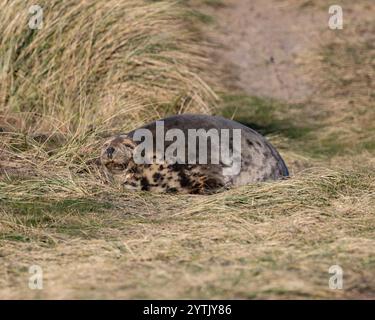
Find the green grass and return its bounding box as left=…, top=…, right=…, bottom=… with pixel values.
left=218, top=92, right=375, bottom=159
left=3, top=198, right=113, bottom=216
left=0, top=197, right=115, bottom=241
left=219, top=94, right=315, bottom=139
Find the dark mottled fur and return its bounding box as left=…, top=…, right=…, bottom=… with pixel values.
left=100, top=114, right=289, bottom=194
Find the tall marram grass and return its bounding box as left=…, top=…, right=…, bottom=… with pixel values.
left=0, top=0, right=217, bottom=136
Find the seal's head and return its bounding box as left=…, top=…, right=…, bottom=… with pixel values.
left=100, top=135, right=136, bottom=174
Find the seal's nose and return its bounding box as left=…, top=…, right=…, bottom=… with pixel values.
left=106, top=147, right=115, bottom=159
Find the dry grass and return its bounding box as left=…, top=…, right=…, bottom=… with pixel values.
left=1, top=168, right=374, bottom=299
left=0, top=0, right=217, bottom=133
left=0, top=0, right=374, bottom=299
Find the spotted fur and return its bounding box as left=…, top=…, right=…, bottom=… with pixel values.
left=100, top=114, right=289, bottom=194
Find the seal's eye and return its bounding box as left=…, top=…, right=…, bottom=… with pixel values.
left=106, top=147, right=115, bottom=158
left=113, top=164, right=126, bottom=170
left=106, top=163, right=126, bottom=171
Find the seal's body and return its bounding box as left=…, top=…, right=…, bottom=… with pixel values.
left=100, top=114, right=288, bottom=194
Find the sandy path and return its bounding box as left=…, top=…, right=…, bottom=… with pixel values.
left=210, top=0, right=326, bottom=103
